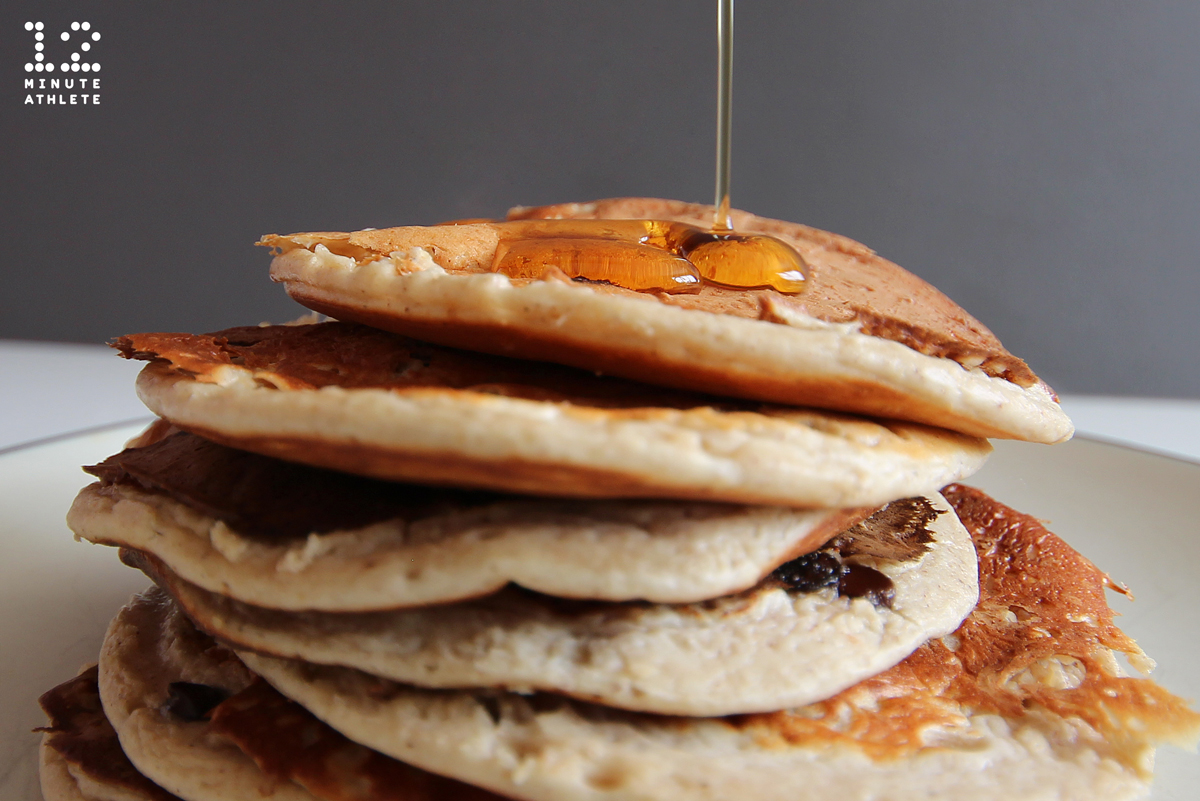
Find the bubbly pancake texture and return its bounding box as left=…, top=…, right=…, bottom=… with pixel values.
left=265, top=199, right=1072, bottom=442
left=69, top=431, right=870, bottom=610
left=241, top=486, right=1200, bottom=801
left=113, top=321, right=991, bottom=507
left=126, top=492, right=978, bottom=716
left=97, top=589, right=511, bottom=801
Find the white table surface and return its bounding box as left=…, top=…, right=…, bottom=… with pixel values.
left=2, top=340, right=1199, bottom=462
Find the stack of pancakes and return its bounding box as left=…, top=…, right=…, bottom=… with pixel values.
left=39, top=199, right=1199, bottom=800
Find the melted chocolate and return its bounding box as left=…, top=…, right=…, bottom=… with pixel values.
left=832, top=496, right=941, bottom=562
left=766, top=550, right=897, bottom=608
left=38, top=666, right=181, bottom=801
left=764, top=497, right=935, bottom=608
left=163, top=682, right=230, bottom=722
left=838, top=564, right=896, bottom=608
left=86, top=432, right=503, bottom=543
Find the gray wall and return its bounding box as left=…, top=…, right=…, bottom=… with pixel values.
left=4, top=1, right=1199, bottom=397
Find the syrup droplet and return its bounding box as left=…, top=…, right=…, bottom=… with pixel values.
left=489, top=219, right=805, bottom=296
left=652, top=223, right=807, bottom=294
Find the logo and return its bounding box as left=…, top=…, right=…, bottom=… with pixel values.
left=22, top=20, right=102, bottom=105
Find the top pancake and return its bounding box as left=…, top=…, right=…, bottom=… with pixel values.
left=265, top=198, right=1072, bottom=443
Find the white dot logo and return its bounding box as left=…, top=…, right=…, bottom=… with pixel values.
left=24, top=21, right=102, bottom=97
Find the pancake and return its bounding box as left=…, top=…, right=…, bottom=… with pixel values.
left=127, top=493, right=978, bottom=716
left=115, top=320, right=991, bottom=507
left=37, top=665, right=180, bottom=801
left=95, top=590, right=316, bottom=801
left=68, top=431, right=872, bottom=611
left=95, top=588, right=511, bottom=801
left=240, top=485, right=1200, bottom=801
left=40, top=739, right=176, bottom=801
left=265, top=198, right=1072, bottom=443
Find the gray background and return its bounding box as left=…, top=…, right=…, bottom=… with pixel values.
left=3, top=1, right=1198, bottom=397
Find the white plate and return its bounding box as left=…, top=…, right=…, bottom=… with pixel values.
left=1, top=424, right=1197, bottom=799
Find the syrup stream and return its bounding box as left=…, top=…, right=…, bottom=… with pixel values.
left=713, top=0, right=734, bottom=233
left=710, top=0, right=729, bottom=231
left=482, top=1, right=805, bottom=298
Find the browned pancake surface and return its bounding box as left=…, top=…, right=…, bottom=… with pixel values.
left=38, top=666, right=180, bottom=801
left=510, top=199, right=1036, bottom=387
left=113, top=322, right=988, bottom=502
left=115, top=321, right=756, bottom=412
left=89, top=430, right=861, bottom=563
left=281, top=198, right=1035, bottom=388
left=87, top=430, right=504, bottom=544
left=732, top=484, right=1200, bottom=767
left=209, top=679, right=510, bottom=801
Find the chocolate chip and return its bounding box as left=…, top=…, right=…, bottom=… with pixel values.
left=770, top=549, right=844, bottom=593
left=163, top=682, right=230, bottom=722
left=477, top=695, right=503, bottom=725
left=838, top=564, right=896, bottom=608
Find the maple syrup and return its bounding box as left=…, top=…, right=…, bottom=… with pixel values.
left=489, top=219, right=806, bottom=295
left=490, top=219, right=701, bottom=293
left=651, top=223, right=807, bottom=294
left=714, top=0, right=734, bottom=232
left=493, top=236, right=702, bottom=293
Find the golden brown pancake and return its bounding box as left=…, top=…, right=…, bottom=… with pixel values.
left=69, top=429, right=878, bottom=610
left=121, top=492, right=978, bottom=716
left=265, top=198, right=1072, bottom=442
left=113, top=321, right=991, bottom=507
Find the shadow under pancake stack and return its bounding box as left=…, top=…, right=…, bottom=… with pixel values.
left=39, top=199, right=1200, bottom=801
